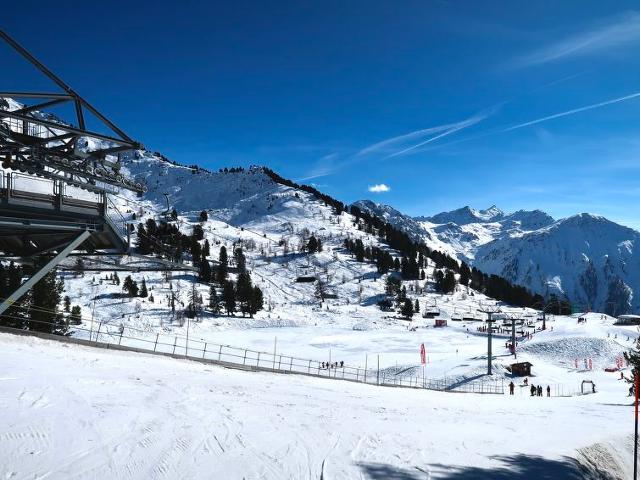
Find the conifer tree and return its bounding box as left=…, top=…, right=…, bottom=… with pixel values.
left=217, top=246, right=228, bottom=284
left=222, top=280, right=236, bottom=315
left=307, top=235, right=319, bottom=254
left=236, top=271, right=253, bottom=316
left=249, top=286, right=263, bottom=317
left=70, top=305, right=82, bottom=325
left=139, top=278, right=148, bottom=298
left=208, top=284, right=221, bottom=314
left=234, top=248, right=246, bottom=272
left=401, top=298, right=414, bottom=319
left=28, top=262, right=65, bottom=334
left=199, top=210, right=208, bottom=222
left=123, top=275, right=139, bottom=297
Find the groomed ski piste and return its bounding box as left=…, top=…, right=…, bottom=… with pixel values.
left=0, top=316, right=635, bottom=479
left=0, top=157, right=637, bottom=478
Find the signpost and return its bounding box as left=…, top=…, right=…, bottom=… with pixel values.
left=635, top=374, right=639, bottom=480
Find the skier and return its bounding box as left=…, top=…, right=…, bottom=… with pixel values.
left=340, top=361, right=344, bottom=368
left=509, top=382, right=515, bottom=395
left=530, top=385, right=536, bottom=396
left=523, top=377, right=528, bottom=386
left=546, top=385, right=551, bottom=397
left=537, top=385, right=543, bottom=397
left=321, top=362, right=325, bottom=369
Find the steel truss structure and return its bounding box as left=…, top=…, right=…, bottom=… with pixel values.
left=0, top=30, right=144, bottom=194
left=0, top=30, right=147, bottom=314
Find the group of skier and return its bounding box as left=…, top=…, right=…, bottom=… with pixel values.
left=321, top=361, right=344, bottom=369
left=507, top=379, right=551, bottom=397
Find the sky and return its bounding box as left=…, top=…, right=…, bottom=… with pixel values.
left=3, top=1, right=640, bottom=228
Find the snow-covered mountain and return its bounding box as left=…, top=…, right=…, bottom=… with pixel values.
left=474, top=214, right=640, bottom=315
left=354, top=200, right=639, bottom=314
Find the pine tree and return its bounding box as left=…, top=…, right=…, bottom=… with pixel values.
left=64, top=295, right=71, bottom=313
left=234, top=248, right=246, bottom=272
left=170, top=208, right=178, bottom=221
left=236, top=271, right=253, bottom=316
left=123, top=275, right=139, bottom=297
left=401, top=298, right=414, bottom=319
left=199, top=210, right=208, bottom=222
left=139, top=278, right=148, bottom=298
left=199, top=258, right=212, bottom=283
left=217, top=246, right=228, bottom=284
left=70, top=305, right=82, bottom=325
left=208, top=284, right=221, bottom=314
left=307, top=236, right=319, bottom=254
left=249, top=286, right=263, bottom=317
left=28, top=261, right=65, bottom=334
left=414, top=298, right=420, bottom=313
left=315, top=279, right=326, bottom=303
left=222, top=280, right=236, bottom=315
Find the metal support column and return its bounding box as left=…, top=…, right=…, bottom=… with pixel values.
left=0, top=230, right=91, bottom=315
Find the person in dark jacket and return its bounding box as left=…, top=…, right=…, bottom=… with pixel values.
left=530, top=385, right=536, bottom=396
left=509, top=382, right=515, bottom=395
left=546, top=385, right=551, bottom=397
left=537, top=385, right=543, bottom=396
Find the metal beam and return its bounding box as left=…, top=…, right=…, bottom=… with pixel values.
left=0, top=92, right=73, bottom=100
left=0, top=30, right=134, bottom=143
left=0, top=230, right=91, bottom=316
left=14, top=98, right=71, bottom=115
left=0, top=109, right=135, bottom=147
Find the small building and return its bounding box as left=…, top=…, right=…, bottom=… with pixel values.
left=434, top=319, right=447, bottom=327
left=615, top=314, right=640, bottom=326
left=508, top=361, right=533, bottom=377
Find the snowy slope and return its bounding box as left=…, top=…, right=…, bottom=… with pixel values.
left=474, top=214, right=640, bottom=315
left=0, top=332, right=634, bottom=480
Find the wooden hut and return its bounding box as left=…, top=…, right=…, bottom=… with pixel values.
left=508, top=361, right=533, bottom=377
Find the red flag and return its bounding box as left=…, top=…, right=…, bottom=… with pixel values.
left=420, top=343, right=426, bottom=365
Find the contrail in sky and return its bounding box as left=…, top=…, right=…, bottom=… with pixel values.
left=501, top=91, right=640, bottom=132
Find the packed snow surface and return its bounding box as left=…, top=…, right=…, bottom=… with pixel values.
left=0, top=332, right=633, bottom=480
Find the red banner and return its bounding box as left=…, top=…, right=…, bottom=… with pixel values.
left=420, top=343, right=426, bottom=365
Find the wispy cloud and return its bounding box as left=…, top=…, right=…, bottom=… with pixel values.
left=512, top=11, right=640, bottom=68
left=356, top=109, right=493, bottom=160
left=297, top=153, right=340, bottom=181
left=501, top=91, right=640, bottom=132
left=368, top=184, right=390, bottom=193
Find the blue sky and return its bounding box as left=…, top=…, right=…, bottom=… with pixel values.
left=3, top=1, right=640, bottom=228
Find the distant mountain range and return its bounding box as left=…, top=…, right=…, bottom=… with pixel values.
left=353, top=201, right=639, bottom=315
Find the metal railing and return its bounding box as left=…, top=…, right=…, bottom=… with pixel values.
left=105, top=195, right=128, bottom=240
left=0, top=315, right=508, bottom=395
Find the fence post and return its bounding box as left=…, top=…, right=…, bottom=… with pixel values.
left=218, top=345, right=223, bottom=361
left=118, top=328, right=123, bottom=345
left=202, top=342, right=207, bottom=359
left=308, top=359, right=311, bottom=374
left=172, top=336, right=177, bottom=355
left=364, top=355, right=369, bottom=383
left=243, top=350, right=247, bottom=365
left=153, top=333, right=159, bottom=352
left=95, top=322, right=102, bottom=344
left=256, top=352, right=261, bottom=368
left=289, top=357, right=293, bottom=372
left=278, top=355, right=282, bottom=370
